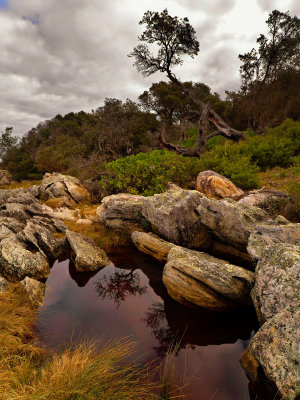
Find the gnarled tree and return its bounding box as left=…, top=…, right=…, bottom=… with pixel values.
left=129, top=9, right=244, bottom=157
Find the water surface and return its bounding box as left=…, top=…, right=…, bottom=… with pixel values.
left=38, top=246, right=256, bottom=400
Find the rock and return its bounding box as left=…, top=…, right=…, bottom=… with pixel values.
left=17, top=221, right=66, bottom=260
left=163, top=246, right=255, bottom=310
left=196, top=196, right=269, bottom=251
left=20, top=277, right=45, bottom=307
left=241, top=306, right=300, bottom=400
left=196, top=170, right=244, bottom=199
left=239, top=189, right=299, bottom=222
left=97, top=193, right=144, bottom=231
left=251, top=243, right=300, bottom=324
left=39, top=172, right=91, bottom=207
left=76, top=218, right=93, bottom=225
left=0, top=276, right=9, bottom=292
left=142, top=189, right=212, bottom=250
left=0, top=203, right=30, bottom=223
left=0, top=234, right=50, bottom=282
left=26, top=184, right=40, bottom=198
left=131, top=231, right=174, bottom=261
left=166, top=182, right=182, bottom=191
left=0, top=169, right=13, bottom=186
left=6, top=191, right=38, bottom=206
left=247, top=222, right=300, bottom=261
left=66, top=230, right=111, bottom=272
left=50, top=207, right=80, bottom=221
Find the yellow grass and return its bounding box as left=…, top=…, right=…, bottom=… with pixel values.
left=0, top=180, right=42, bottom=190
left=64, top=219, right=131, bottom=248
left=0, top=287, right=188, bottom=400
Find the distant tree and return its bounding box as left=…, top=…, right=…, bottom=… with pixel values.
left=235, top=10, right=300, bottom=131
left=0, top=127, right=18, bottom=161
left=239, top=10, right=300, bottom=90
left=129, top=9, right=244, bottom=157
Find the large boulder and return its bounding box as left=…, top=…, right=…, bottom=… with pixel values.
left=163, top=246, right=255, bottom=310
left=247, top=222, right=300, bottom=261
left=196, top=196, right=269, bottom=251
left=97, top=193, right=144, bottom=231
left=0, top=234, right=50, bottom=282
left=241, top=306, right=300, bottom=400
left=66, top=230, right=111, bottom=272
left=39, top=173, right=91, bottom=207
left=251, top=243, right=300, bottom=324
left=142, top=189, right=212, bottom=250
left=239, top=189, right=299, bottom=222
left=131, top=231, right=174, bottom=261
left=195, top=170, right=244, bottom=199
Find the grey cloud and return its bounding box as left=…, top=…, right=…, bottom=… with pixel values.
left=0, top=0, right=295, bottom=136
left=257, top=0, right=298, bottom=13
left=176, top=0, right=236, bottom=16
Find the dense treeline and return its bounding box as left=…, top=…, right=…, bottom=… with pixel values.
left=0, top=9, right=299, bottom=183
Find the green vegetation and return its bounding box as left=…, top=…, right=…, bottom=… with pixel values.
left=100, top=150, right=201, bottom=196
left=0, top=287, right=185, bottom=400
left=100, top=119, right=300, bottom=195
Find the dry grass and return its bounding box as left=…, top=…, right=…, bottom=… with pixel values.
left=258, top=166, right=300, bottom=191
left=0, top=287, right=188, bottom=400
left=43, top=197, right=68, bottom=209
left=63, top=220, right=131, bottom=249
left=0, top=180, right=41, bottom=190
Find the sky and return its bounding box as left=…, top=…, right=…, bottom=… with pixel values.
left=0, top=0, right=299, bottom=136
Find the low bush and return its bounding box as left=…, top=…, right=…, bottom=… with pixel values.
left=99, top=150, right=202, bottom=196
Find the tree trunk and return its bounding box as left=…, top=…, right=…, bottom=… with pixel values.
left=158, top=70, right=245, bottom=157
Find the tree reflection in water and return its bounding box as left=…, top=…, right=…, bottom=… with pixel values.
left=143, top=301, right=194, bottom=357
left=94, top=267, right=147, bottom=307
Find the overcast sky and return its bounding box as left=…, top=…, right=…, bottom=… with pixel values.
left=0, top=0, right=299, bottom=136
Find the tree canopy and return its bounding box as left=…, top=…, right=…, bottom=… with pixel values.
left=239, top=10, right=300, bottom=90
left=129, top=9, right=244, bottom=157
left=129, top=9, right=199, bottom=78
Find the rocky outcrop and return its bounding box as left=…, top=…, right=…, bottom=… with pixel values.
left=196, top=170, right=244, bottom=199
left=97, top=193, right=144, bottom=231
left=251, top=243, right=300, bottom=324
left=142, top=189, right=212, bottom=250
left=66, top=230, right=111, bottom=272
left=0, top=169, right=14, bottom=186
left=239, top=189, right=298, bottom=222
left=0, top=234, right=50, bottom=282
left=196, top=196, right=269, bottom=251
left=38, top=172, right=90, bottom=207
left=131, top=231, right=174, bottom=261
left=247, top=222, right=300, bottom=261
left=0, top=187, right=67, bottom=283
left=241, top=306, right=300, bottom=400
left=163, top=246, right=255, bottom=310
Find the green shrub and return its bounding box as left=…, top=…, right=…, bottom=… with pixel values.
left=199, top=142, right=259, bottom=189
left=240, top=119, right=300, bottom=170
left=99, top=150, right=202, bottom=196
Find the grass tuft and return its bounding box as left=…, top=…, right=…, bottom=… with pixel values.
left=0, top=287, right=189, bottom=399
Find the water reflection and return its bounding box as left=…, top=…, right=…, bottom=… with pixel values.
left=38, top=245, right=257, bottom=400
left=94, top=268, right=147, bottom=307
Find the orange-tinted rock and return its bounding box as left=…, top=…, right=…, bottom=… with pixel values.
left=195, top=170, right=244, bottom=199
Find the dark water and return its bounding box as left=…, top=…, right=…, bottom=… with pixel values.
left=37, top=245, right=256, bottom=400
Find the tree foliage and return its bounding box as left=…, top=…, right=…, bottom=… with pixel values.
left=239, top=10, right=300, bottom=90
left=129, top=9, right=199, bottom=77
